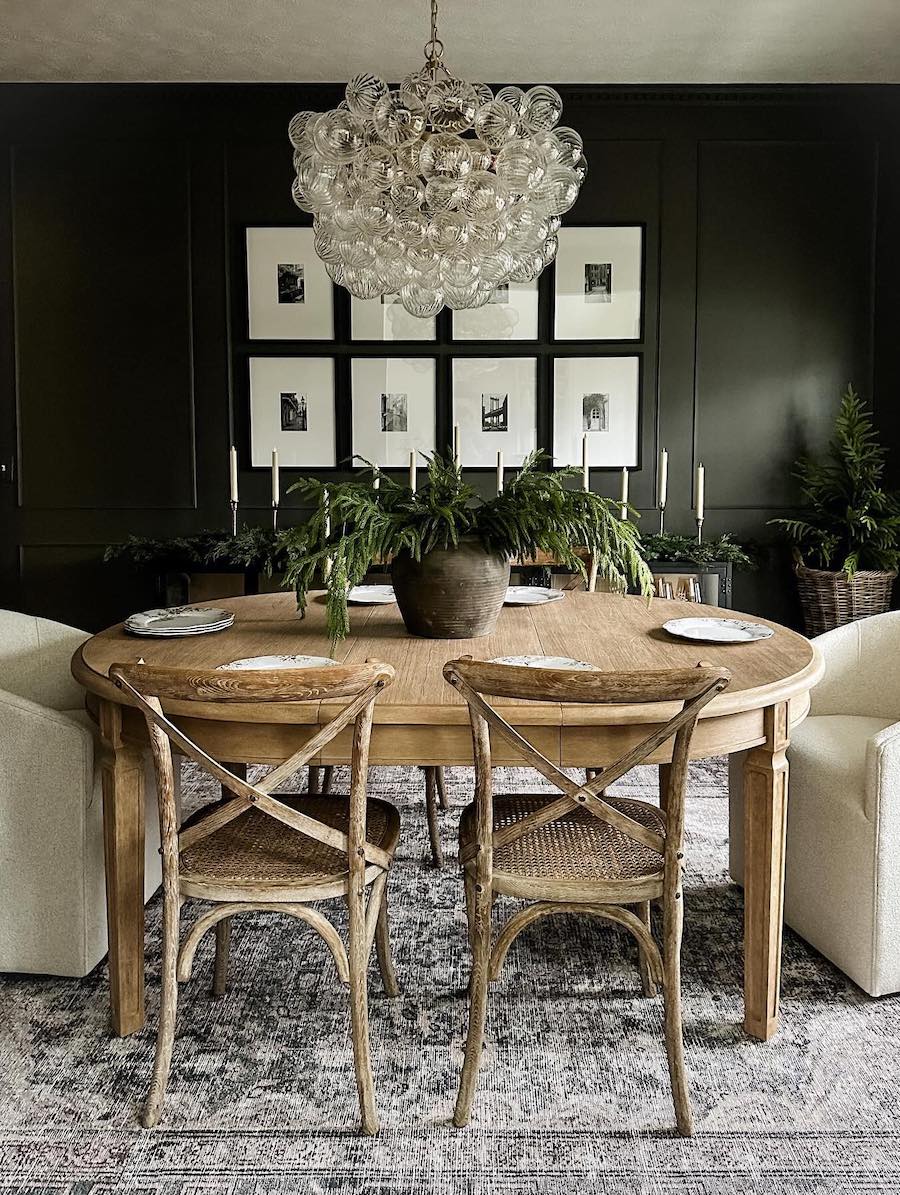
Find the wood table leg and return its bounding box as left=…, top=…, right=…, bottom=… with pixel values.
left=742, top=702, right=789, bottom=1041
left=99, top=699, right=147, bottom=1037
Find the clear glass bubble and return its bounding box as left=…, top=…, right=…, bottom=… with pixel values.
left=443, top=281, right=481, bottom=309
left=288, top=110, right=316, bottom=148
left=399, top=70, right=432, bottom=107
left=345, top=73, right=389, bottom=119
left=522, top=85, right=563, bottom=131
left=372, top=91, right=427, bottom=146
left=325, top=260, right=345, bottom=285
left=426, top=78, right=479, bottom=133
left=313, top=109, right=367, bottom=165
left=494, top=85, right=527, bottom=114
left=394, top=140, right=424, bottom=175
left=382, top=257, right=415, bottom=291
left=495, top=139, right=548, bottom=193
left=471, top=83, right=494, bottom=107
left=552, top=126, right=585, bottom=167
left=353, top=193, right=395, bottom=236
left=375, top=233, right=406, bottom=263
left=331, top=202, right=358, bottom=234
left=407, top=243, right=441, bottom=273
left=460, top=170, right=508, bottom=225
left=389, top=177, right=425, bottom=212
left=541, top=234, right=559, bottom=265
left=426, top=212, right=471, bottom=254
left=419, top=133, right=473, bottom=180
left=346, top=269, right=383, bottom=300
left=537, top=164, right=580, bottom=215
left=509, top=252, right=544, bottom=283
left=394, top=213, right=428, bottom=248
left=339, top=238, right=377, bottom=270
left=291, top=176, right=316, bottom=214
left=425, top=176, right=463, bottom=212
left=442, top=256, right=481, bottom=287
left=313, top=228, right=343, bottom=265
left=467, top=138, right=494, bottom=172
left=400, top=282, right=444, bottom=318
left=467, top=218, right=508, bottom=252
left=474, top=100, right=521, bottom=149
left=479, top=248, right=515, bottom=285
left=573, top=156, right=589, bottom=185
left=357, top=145, right=399, bottom=190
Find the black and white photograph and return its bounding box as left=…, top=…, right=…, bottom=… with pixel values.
left=584, top=262, right=612, bottom=302
left=246, top=227, right=333, bottom=339
left=276, top=263, right=305, bottom=304
left=555, top=226, right=643, bottom=340
left=380, top=392, right=408, bottom=432
left=582, top=392, right=610, bottom=431
left=280, top=391, right=308, bottom=431
left=452, top=279, right=538, bottom=341
left=481, top=393, right=509, bottom=432
left=351, top=358, right=436, bottom=465
left=249, top=356, right=335, bottom=467
left=452, top=357, right=537, bottom=466
left=554, top=356, right=639, bottom=467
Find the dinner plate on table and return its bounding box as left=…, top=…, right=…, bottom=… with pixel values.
left=491, top=654, right=598, bottom=670
left=216, top=654, right=337, bottom=671
left=503, top=587, right=565, bottom=606
left=347, top=585, right=395, bottom=604
left=662, top=616, right=774, bottom=644
left=124, top=607, right=234, bottom=637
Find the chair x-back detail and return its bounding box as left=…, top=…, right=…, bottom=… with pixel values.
left=443, top=657, right=731, bottom=1136
left=110, top=658, right=399, bottom=1135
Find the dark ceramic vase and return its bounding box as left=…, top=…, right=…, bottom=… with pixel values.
left=391, top=537, right=510, bottom=639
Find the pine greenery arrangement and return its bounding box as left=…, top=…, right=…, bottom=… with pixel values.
left=637, top=532, right=756, bottom=569
left=769, top=386, right=900, bottom=577
left=105, top=527, right=287, bottom=574
left=281, top=452, right=654, bottom=643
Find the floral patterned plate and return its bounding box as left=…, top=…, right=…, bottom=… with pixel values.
left=662, top=617, right=774, bottom=643
left=216, top=655, right=337, bottom=671
left=347, top=585, right=395, bottom=604
left=504, top=587, right=565, bottom=605
left=124, top=606, right=234, bottom=636
left=490, top=655, right=598, bottom=670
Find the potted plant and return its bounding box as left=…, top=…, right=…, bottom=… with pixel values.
left=770, top=385, right=900, bottom=635
left=281, top=452, right=654, bottom=643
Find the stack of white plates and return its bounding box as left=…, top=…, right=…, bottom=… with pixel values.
left=123, top=606, right=235, bottom=637
left=504, top=587, right=566, bottom=606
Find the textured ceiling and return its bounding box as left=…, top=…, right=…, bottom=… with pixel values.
left=1, top=0, right=899, bottom=84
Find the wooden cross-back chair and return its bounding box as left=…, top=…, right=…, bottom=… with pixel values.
left=109, top=658, right=399, bottom=1136
left=443, top=657, right=731, bottom=1137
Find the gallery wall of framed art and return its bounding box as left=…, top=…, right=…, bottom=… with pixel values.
left=234, top=222, right=656, bottom=503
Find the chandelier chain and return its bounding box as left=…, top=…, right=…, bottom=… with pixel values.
left=424, top=0, right=444, bottom=74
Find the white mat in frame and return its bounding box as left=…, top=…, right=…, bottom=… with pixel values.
left=554, top=226, right=643, bottom=341
left=452, top=280, right=538, bottom=341
left=553, top=356, right=640, bottom=468
left=248, top=356, right=336, bottom=468
left=452, top=356, right=537, bottom=467
left=351, top=357, right=436, bottom=467
left=245, top=227, right=333, bottom=341
left=350, top=295, right=436, bottom=341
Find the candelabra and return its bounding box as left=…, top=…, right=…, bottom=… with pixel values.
left=230, top=500, right=238, bottom=537
left=272, top=501, right=279, bottom=531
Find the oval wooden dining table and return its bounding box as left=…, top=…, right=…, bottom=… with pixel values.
left=72, top=590, right=823, bottom=1042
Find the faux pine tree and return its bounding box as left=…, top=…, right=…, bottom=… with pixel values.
left=770, top=386, right=900, bottom=577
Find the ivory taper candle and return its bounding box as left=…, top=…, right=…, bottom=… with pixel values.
left=373, top=463, right=380, bottom=490
left=496, top=450, right=504, bottom=494
left=619, top=466, right=629, bottom=520
left=582, top=433, right=589, bottom=491
left=409, top=451, right=416, bottom=492
left=229, top=446, right=239, bottom=504
left=271, top=449, right=279, bottom=505
left=657, top=448, right=668, bottom=509
left=696, top=462, right=705, bottom=521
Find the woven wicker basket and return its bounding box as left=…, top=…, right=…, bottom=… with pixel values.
left=794, top=560, right=897, bottom=637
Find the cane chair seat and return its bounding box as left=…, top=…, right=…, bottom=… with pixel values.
left=180, top=795, right=401, bottom=901
left=460, top=793, right=666, bottom=899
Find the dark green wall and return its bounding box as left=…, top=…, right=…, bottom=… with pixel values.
left=1, top=83, right=898, bottom=631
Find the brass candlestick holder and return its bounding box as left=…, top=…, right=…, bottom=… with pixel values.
left=230, top=500, right=238, bottom=536
left=272, top=501, right=279, bottom=531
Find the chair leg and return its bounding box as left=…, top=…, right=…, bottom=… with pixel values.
left=347, top=890, right=379, bottom=1135
left=435, top=766, right=450, bottom=810
left=662, top=888, right=693, bottom=1137
left=453, top=883, right=492, bottom=1127
left=463, top=870, right=476, bottom=950
left=142, top=893, right=179, bottom=1128
left=212, top=917, right=231, bottom=998
left=308, top=766, right=322, bottom=794
left=320, top=765, right=334, bottom=795
left=424, top=767, right=444, bottom=868
left=636, top=901, right=656, bottom=997
left=375, top=883, right=400, bottom=998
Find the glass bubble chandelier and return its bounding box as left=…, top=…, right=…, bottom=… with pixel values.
left=287, top=0, right=586, bottom=317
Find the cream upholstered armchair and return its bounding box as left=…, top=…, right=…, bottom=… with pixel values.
left=730, top=609, right=900, bottom=997
left=0, top=610, right=163, bottom=976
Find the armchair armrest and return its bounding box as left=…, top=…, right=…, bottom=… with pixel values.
left=0, top=687, right=94, bottom=806
left=865, top=720, right=900, bottom=824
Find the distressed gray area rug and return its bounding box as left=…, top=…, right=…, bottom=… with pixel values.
left=1, top=760, right=899, bottom=1194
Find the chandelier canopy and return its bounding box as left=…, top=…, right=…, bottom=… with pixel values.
left=288, top=0, right=586, bottom=317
